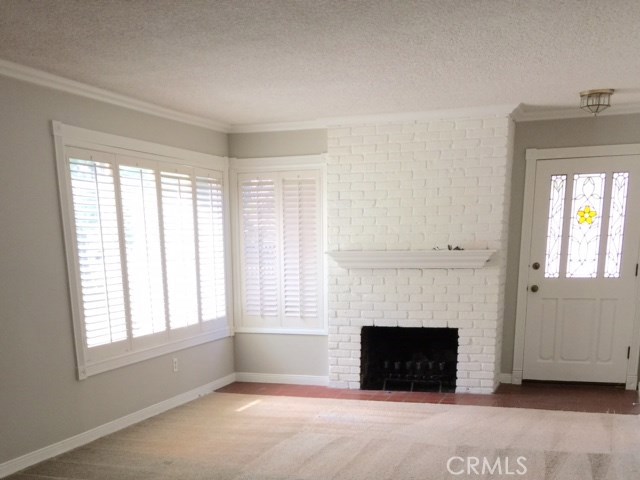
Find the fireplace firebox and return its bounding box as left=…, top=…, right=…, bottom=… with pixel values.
left=360, top=327, right=458, bottom=392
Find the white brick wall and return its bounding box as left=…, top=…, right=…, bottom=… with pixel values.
left=327, top=116, right=515, bottom=393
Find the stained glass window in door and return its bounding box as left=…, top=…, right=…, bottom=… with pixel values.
left=566, top=173, right=606, bottom=278
left=544, top=175, right=567, bottom=278
left=604, top=172, right=629, bottom=278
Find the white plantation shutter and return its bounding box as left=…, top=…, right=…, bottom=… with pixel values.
left=240, top=177, right=279, bottom=318
left=237, top=168, right=324, bottom=332
left=282, top=176, right=320, bottom=327
left=57, top=133, right=230, bottom=378
left=119, top=163, right=166, bottom=338
left=69, top=156, right=127, bottom=348
left=160, top=170, right=199, bottom=329
left=196, top=172, right=227, bottom=321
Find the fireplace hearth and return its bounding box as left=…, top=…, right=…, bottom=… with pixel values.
left=360, top=327, right=458, bottom=392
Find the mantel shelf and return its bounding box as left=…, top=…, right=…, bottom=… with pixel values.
left=328, top=250, right=496, bottom=269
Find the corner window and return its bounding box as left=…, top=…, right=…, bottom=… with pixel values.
left=55, top=123, right=230, bottom=378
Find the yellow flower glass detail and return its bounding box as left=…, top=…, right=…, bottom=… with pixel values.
left=577, top=205, right=598, bottom=225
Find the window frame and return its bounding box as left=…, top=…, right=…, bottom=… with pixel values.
left=53, top=121, right=233, bottom=379
left=230, top=155, right=327, bottom=335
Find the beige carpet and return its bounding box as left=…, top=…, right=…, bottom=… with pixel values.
left=9, top=392, right=640, bottom=480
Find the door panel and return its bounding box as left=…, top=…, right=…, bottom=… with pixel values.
left=523, top=156, right=640, bottom=383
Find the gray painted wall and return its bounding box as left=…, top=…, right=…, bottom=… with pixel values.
left=229, top=130, right=330, bottom=378
left=229, top=130, right=327, bottom=158
left=234, top=334, right=329, bottom=376
left=502, top=113, right=640, bottom=373
left=0, top=75, right=233, bottom=464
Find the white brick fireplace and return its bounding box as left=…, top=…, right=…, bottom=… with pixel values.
left=326, top=114, right=515, bottom=394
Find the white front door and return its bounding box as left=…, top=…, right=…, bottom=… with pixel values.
left=522, top=155, right=640, bottom=384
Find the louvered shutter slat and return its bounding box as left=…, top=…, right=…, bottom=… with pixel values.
left=119, top=165, right=167, bottom=338
left=196, top=175, right=227, bottom=322
left=69, top=158, right=127, bottom=348
left=161, top=171, right=199, bottom=329
left=282, top=178, right=319, bottom=320
left=240, top=179, right=279, bottom=318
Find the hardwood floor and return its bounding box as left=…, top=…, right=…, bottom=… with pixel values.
left=217, top=381, right=640, bottom=414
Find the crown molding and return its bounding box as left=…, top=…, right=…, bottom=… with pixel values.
left=512, top=102, right=640, bottom=122
left=0, top=58, right=230, bottom=132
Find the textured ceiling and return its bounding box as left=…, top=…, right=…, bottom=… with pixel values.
left=1, top=0, right=640, bottom=127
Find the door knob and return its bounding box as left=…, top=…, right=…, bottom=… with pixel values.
left=530, top=285, right=539, bottom=293
left=532, top=262, right=540, bottom=270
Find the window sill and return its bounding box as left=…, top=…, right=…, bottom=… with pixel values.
left=234, top=327, right=328, bottom=336
left=78, top=326, right=232, bottom=379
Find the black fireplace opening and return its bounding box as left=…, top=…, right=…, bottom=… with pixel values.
left=360, top=327, right=458, bottom=393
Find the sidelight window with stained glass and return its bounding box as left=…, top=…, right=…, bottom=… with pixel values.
left=544, top=175, right=567, bottom=278
left=604, top=173, right=629, bottom=278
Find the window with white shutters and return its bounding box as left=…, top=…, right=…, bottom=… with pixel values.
left=282, top=177, right=320, bottom=328
left=196, top=172, right=227, bottom=322
left=119, top=162, right=166, bottom=340
left=161, top=169, right=199, bottom=330
left=69, top=154, right=127, bottom=348
left=240, top=178, right=279, bottom=319
left=236, top=168, right=324, bottom=333
left=57, top=135, right=229, bottom=379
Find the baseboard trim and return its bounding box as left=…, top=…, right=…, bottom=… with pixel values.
left=0, top=373, right=236, bottom=479
left=498, top=373, right=513, bottom=384
left=235, top=372, right=329, bottom=386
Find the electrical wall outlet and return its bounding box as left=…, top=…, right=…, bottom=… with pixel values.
left=172, top=357, right=179, bottom=372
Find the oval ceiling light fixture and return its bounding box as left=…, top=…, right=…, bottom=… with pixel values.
left=580, top=89, right=614, bottom=116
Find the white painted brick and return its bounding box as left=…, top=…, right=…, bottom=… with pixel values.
left=457, top=379, right=481, bottom=387
left=332, top=366, right=351, bottom=374
left=350, top=318, right=375, bottom=326
left=327, top=116, right=512, bottom=392
left=351, top=145, right=377, bottom=154
left=383, top=311, right=409, bottom=320
left=455, top=119, right=483, bottom=130
left=339, top=326, right=362, bottom=335
left=472, top=336, right=496, bottom=346
left=333, top=350, right=351, bottom=358
left=481, top=117, right=509, bottom=129
left=458, top=345, right=484, bottom=354
left=338, top=357, right=361, bottom=367
left=376, top=124, right=404, bottom=134
left=352, top=126, right=377, bottom=136
left=398, top=319, right=423, bottom=328
left=429, top=121, right=455, bottom=131
left=469, top=371, right=494, bottom=379
left=469, top=354, right=496, bottom=363
left=423, top=319, right=448, bottom=328
left=374, top=318, right=399, bottom=327
left=328, top=127, right=351, bottom=138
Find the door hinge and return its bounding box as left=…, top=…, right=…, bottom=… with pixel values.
left=627, top=347, right=631, bottom=359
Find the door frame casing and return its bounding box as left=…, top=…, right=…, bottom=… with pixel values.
left=512, top=143, right=640, bottom=389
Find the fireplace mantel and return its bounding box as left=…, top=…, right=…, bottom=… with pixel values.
left=328, top=249, right=495, bottom=269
